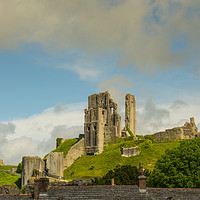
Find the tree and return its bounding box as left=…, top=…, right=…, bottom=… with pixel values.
left=147, top=138, right=200, bottom=188
left=16, top=162, right=22, bottom=174
left=92, top=165, right=150, bottom=185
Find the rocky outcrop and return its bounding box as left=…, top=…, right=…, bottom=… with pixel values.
left=63, top=138, right=85, bottom=168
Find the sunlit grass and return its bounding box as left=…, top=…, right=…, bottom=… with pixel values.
left=64, top=138, right=180, bottom=180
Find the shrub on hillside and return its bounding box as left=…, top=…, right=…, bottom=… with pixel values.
left=16, top=162, right=22, bottom=174
left=91, top=165, right=150, bottom=185
left=147, top=138, right=200, bottom=188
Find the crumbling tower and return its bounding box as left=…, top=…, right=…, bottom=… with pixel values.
left=84, top=91, right=121, bottom=155
left=125, top=93, right=136, bottom=137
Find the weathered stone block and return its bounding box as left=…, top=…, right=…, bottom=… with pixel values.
left=122, top=147, right=140, bottom=157
left=44, top=152, right=63, bottom=178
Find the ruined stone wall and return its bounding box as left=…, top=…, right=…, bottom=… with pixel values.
left=122, top=147, right=140, bottom=157
left=84, top=91, right=121, bottom=155
left=125, top=93, right=136, bottom=137
left=0, top=160, right=4, bottom=166
left=22, top=156, right=45, bottom=187
left=63, top=138, right=85, bottom=168
left=44, top=152, right=63, bottom=178
left=154, top=117, right=199, bottom=142
left=154, top=127, right=183, bottom=142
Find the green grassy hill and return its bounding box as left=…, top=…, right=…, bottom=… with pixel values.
left=0, top=165, right=21, bottom=188
left=63, top=138, right=180, bottom=181
left=44, top=138, right=78, bottom=159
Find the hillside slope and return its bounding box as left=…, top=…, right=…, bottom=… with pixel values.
left=44, top=138, right=79, bottom=159
left=0, top=165, right=20, bottom=188
left=63, top=138, right=180, bottom=180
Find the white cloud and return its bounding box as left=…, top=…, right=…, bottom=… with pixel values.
left=0, top=102, right=86, bottom=165
left=0, top=0, right=200, bottom=71
left=58, top=57, right=101, bottom=80
left=0, top=122, right=15, bottom=136
left=137, top=99, right=200, bottom=135
left=7, top=102, right=85, bottom=141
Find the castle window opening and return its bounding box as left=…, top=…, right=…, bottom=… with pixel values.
left=102, top=111, right=104, bottom=115
left=88, top=127, right=90, bottom=131
left=111, top=107, right=113, bottom=115
left=95, top=132, right=97, bottom=146
left=94, top=125, right=97, bottom=130
left=88, top=132, right=91, bottom=146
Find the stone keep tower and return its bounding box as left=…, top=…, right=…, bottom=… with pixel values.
left=84, top=91, right=121, bottom=155
left=125, top=93, right=136, bottom=137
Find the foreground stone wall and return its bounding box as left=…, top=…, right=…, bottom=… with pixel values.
left=0, top=195, right=32, bottom=199
left=22, top=156, right=45, bottom=187
left=2, top=185, right=200, bottom=200
left=148, top=188, right=200, bottom=200
left=63, top=138, right=85, bottom=168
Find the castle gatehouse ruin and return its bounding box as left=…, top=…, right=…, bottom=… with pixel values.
left=84, top=91, right=122, bottom=155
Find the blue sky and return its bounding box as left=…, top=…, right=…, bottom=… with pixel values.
left=1, top=0, right=200, bottom=164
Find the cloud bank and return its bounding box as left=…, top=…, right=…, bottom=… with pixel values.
left=0, top=0, right=200, bottom=71
left=0, top=102, right=85, bottom=165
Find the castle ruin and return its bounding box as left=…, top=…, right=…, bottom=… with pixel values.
left=84, top=91, right=121, bottom=155
left=22, top=91, right=137, bottom=186
left=20, top=91, right=200, bottom=188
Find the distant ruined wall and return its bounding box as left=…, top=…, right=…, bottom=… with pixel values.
left=0, top=160, right=4, bottom=166
left=44, top=152, right=63, bottom=178
left=125, top=94, right=136, bottom=137
left=22, top=156, right=45, bottom=187
left=64, top=138, right=85, bottom=168
left=154, top=117, right=199, bottom=142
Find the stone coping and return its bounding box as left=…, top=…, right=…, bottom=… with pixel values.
left=48, top=184, right=139, bottom=188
